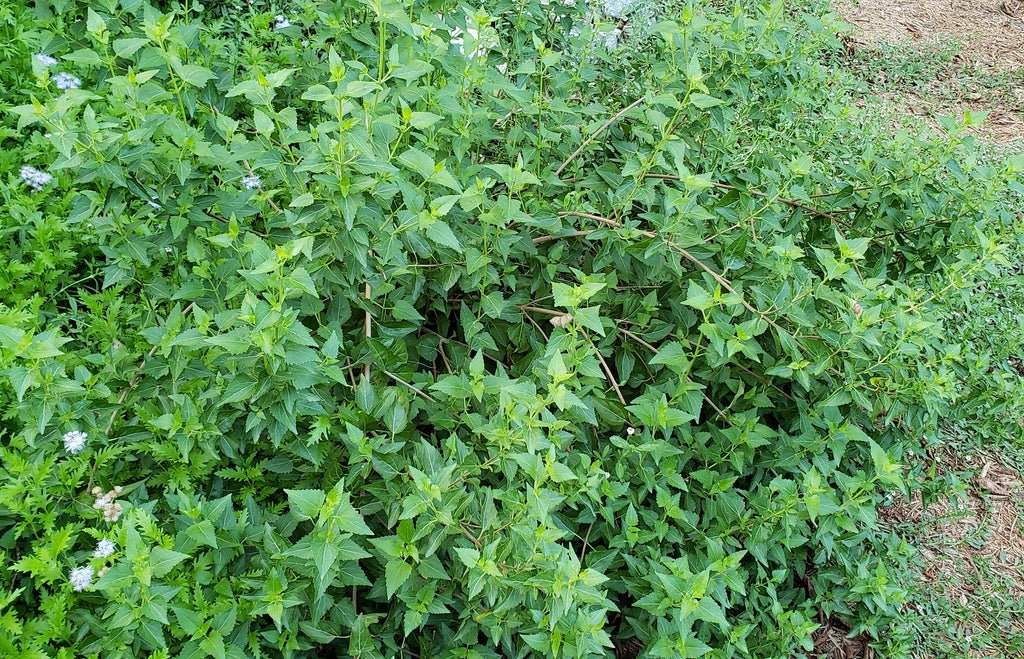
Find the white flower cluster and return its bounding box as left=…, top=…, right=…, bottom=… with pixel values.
left=241, top=173, right=261, bottom=190
left=62, top=430, right=87, bottom=454
left=20, top=165, right=54, bottom=191
left=35, top=53, right=58, bottom=67
left=69, top=565, right=94, bottom=591
left=52, top=72, right=81, bottom=90
left=94, top=537, right=116, bottom=559
left=274, top=14, right=291, bottom=29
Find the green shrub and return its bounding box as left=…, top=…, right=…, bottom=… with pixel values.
left=1, top=0, right=1020, bottom=657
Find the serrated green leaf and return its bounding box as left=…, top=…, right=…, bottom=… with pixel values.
left=385, top=559, right=413, bottom=597
left=150, top=548, right=189, bottom=578
left=285, top=489, right=325, bottom=520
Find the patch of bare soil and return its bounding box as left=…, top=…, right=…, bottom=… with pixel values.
left=879, top=444, right=1024, bottom=656
left=834, top=0, right=1024, bottom=71
left=811, top=615, right=877, bottom=659
left=832, top=0, right=1024, bottom=144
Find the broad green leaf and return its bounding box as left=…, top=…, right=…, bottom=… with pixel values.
left=285, top=489, right=325, bottom=520
left=150, top=548, right=189, bottom=578
left=385, top=559, right=413, bottom=597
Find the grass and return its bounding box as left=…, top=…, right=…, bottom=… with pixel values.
left=838, top=34, right=1024, bottom=147
left=825, top=17, right=1024, bottom=657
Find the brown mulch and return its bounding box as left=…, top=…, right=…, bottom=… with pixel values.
left=832, top=0, right=1024, bottom=144
left=833, top=0, right=1024, bottom=71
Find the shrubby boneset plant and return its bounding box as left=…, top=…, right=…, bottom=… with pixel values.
left=0, top=0, right=1019, bottom=658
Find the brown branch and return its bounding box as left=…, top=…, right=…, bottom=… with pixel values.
left=382, top=369, right=437, bottom=404
left=581, top=329, right=626, bottom=407
left=105, top=302, right=195, bottom=436
left=617, top=326, right=731, bottom=426
left=618, top=319, right=797, bottom=403
left=520, top=309, right=550, bottom=343
left=643, top=174, right=852, bottom=228
left=461, top=523, right=482, bottom=548
left=533, top=230, right=595, bottom=244
left=517, top=304, right=564, bottom=316
left=555, top=97, right=645, bottom=176
left=363, top=284, right=372, bottom=380
left=420, top=328, right=505, bottom=365
left=558, top=211, right=799, bottom=350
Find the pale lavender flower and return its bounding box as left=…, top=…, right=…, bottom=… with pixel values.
left=52, top=72, right=81, bottom=90
left=62, top=430, right=87, bottom=454
left=94, top=538, right=116, bottom=559
left=274, top=15, right=291, bottom=29
left=20, top=166, right=54, bottom=191
left=241, top=174, right=261, bottom=190
left=36, top=53, right=58, bottom=67
left=69, top=565, right=94, bottom=591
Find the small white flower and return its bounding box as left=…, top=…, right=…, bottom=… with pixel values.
left=274, top=15, right=291, bottom=29
left=20, top=165, right=54, bottom=191
left=62, top=430, right=87, bottom=454
left=626, top=427, right=636, bottom=436
left=301, top=40, right=309, bottom=47
left=94, top=496, right=109, bottom=508
left=36, top=53, right=58, bottom=67
left=94, top=538, right=116, bottom=559
left=165, top=247, right=172, bottom=253
left=52, top=72, right=81, bottom=90
left=69, top=565, right=94, bottom=591
left=241, top=174, right=261, bottom=190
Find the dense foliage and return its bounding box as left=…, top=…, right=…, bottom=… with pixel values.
left=0, top=0, right=1020, bottom=657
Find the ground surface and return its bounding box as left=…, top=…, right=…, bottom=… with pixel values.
left=834, top=0, right=1024, bottom=143
left=826, top=2, right=1024, bottom=657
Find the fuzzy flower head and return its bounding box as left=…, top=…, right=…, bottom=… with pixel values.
left=69, top=565, right=94, bottom=591
left=241, top=174, right=261, bottom=190
left=35, top=53, right=58, bottom=67
left=274, top=15, right=291, bottom=29
left=20, top=166, right=54, bottom=191
left=103, top=502, right=123, bottom=523
left=52, top=72, right=81, bottom=90
left=94, top=537, right=116, bottom=559
left=62, top=430, right=87, bottom=454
